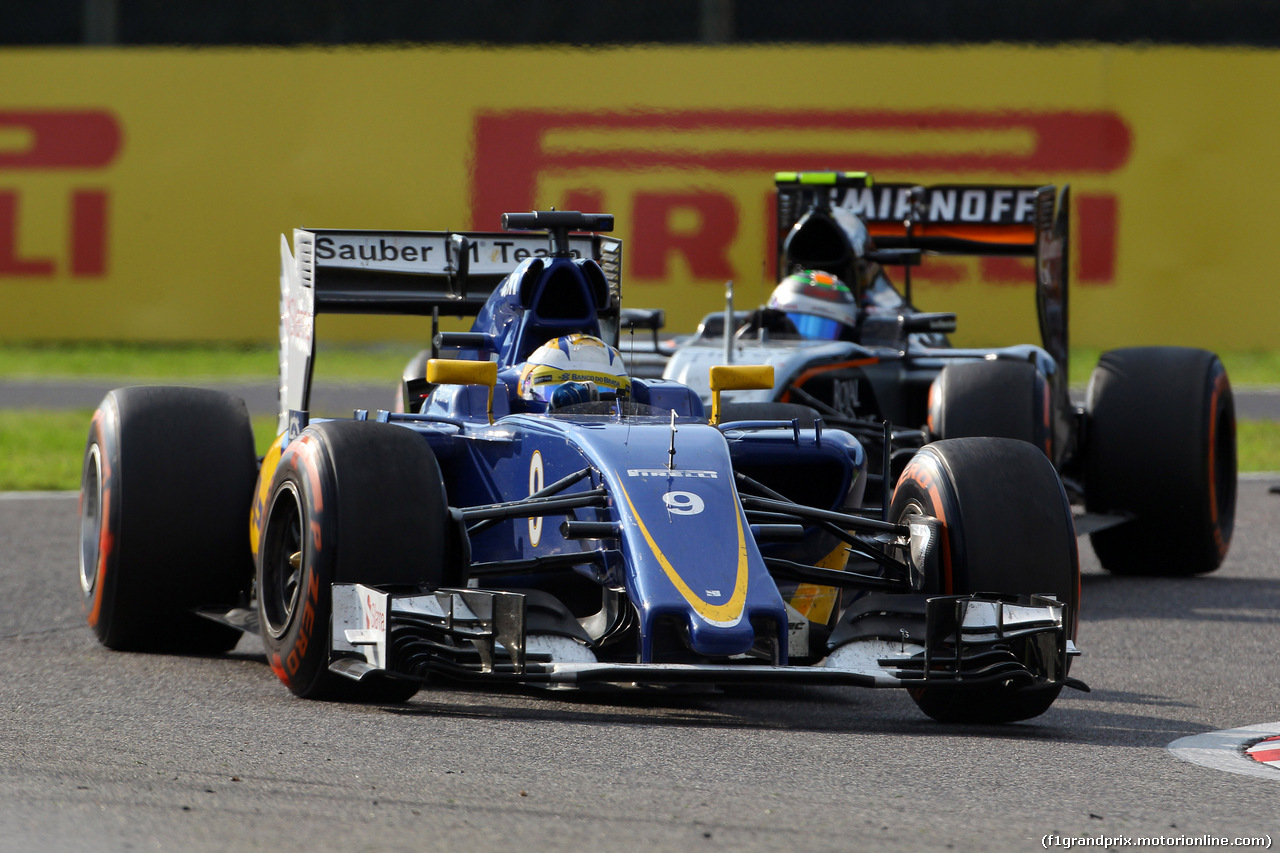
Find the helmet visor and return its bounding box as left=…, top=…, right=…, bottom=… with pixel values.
left=788, top=312, right=844, bottom=341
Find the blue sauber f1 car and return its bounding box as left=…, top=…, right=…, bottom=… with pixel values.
left=79, top=211, right=1083, bottom=723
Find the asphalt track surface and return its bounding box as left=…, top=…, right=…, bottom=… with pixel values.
left=1, top=480, right=1279, bottom=853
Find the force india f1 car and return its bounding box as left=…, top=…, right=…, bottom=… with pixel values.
left=662, top=172, right=1236, bottom=578
left=79, top=211, right=1085, bottom=724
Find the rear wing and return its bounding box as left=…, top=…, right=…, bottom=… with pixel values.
left=775, top=171, right=1059, bottom=259
left=278, top=226, right=623, bottom=435
left=774, top=170, right=1070, bottom=399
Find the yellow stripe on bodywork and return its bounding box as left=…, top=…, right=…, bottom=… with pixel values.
left=249, top=432, right=286, bottom=557
left=616, top=480, right=749, bottom=626
left=787, top=541, right=850, bottom=625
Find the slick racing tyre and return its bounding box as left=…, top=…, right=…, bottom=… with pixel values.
left=257, top=420, right=450, bottom=702
left=80, top=387, right=257, bottom=653
left=927, top=359, right=1052, bottom=459
left=889, top=437, right=1079, bottom=724
left=1084, top=347, right=1236, bottom=576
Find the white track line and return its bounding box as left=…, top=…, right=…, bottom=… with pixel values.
left=1169, top=721, right=1280, bottom=781
left=0, top=491, right=77, bottom=500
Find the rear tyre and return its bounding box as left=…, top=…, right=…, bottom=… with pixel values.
left=1084, top=347, right=1236, bottom=576
left=257, top=420, right=450, bottom=702
left=889, top=437, right=1079, bottom=724
left=79, top=387, right=257, bottom=653
left=928, top=359, right=1052, bottom=458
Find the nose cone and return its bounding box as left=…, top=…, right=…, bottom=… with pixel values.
left=607, top=429, right=787, bottom=662
left=646, top=609, right=764, bottom=660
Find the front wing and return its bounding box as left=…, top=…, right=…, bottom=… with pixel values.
left=329, top=584, right=1084, bottom=693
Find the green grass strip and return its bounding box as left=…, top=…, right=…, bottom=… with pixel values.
left=1068, top=347, right=1280, bottom=388
left=3, top=343, right=1280, bottom=386
left=5, top=409, right=1278, bottom=493
left=1238, top=421, right=1280, bottom=475
left=0, top=342, right=424, bottom=382
left=0, top=410, right=281, bottom=492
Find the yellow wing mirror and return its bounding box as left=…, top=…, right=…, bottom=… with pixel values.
left=427, top=359, right=498, bottom=424
left=708, top=364, right=774, bottom=426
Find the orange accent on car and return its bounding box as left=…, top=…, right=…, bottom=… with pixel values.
left=866, top=221, right=1035, bottom=246
left=779, top=358, right=879, bottom=404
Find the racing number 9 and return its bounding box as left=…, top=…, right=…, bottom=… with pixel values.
left=663, top=491, right=705, bottom=516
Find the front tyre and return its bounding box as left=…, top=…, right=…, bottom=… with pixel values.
left=257, top=420, right=449, bottom=701
left=1084, top=347, right=1236, bottom=576
left=889, top=437, right=1079, bottom=724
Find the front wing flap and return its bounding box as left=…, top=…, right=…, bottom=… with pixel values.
left=329, top=585, right=1083, bottom=693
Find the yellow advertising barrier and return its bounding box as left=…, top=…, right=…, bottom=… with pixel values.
left=1, top=46, right=1277, bottom=349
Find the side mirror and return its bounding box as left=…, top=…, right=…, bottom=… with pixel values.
left=620, top=307, right=665, bottom=332
left=427, top=359, right=498, bottom=424
left=619, top=308, right=666, bottom=351
left=901, top=312, right=957, bottom=335
left=708, top=364, right=774, bottom=426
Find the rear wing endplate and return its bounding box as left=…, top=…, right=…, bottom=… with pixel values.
left=278, top=227, right=622, bottom=435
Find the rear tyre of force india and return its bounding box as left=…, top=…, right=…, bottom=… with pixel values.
left=79, top=387, right=257, bottom=653
left=889, top=437, right=1079, bottom=724
left=928, top=359, right=1052, bottom=458
left=256, top=420, right=450, bottom=702
left=1084, top=347, right=1236, bottom=576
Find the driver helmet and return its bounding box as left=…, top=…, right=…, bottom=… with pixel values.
left=767, top=270, right=859, bottom=341
left=518, top=333, right=631, bottom=407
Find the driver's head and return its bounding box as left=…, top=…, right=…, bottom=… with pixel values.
left=767, top=270, right=860, bottom=341
left=518, top=333, right=630, bottom=408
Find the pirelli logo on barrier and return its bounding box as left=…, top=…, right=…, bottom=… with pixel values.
left=471, top=109, right=1131, bottom=286
left=0, top=110, right=122, bottom=278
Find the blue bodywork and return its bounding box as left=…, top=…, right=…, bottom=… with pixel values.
left=261, top=214, right=1079, bottom=718
left=383, top=249, right=865, bottom=665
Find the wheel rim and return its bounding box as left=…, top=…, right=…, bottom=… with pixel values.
left=893, top=500, right=933, bottom=592
left=260, top=482, right=305, bottom=639
left=895, top=499, right=926, bottom=522
left=79, top=443, right=104, bottom=597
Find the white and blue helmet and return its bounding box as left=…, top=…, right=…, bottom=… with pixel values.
left=518, top=334, right=630, bottom=405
